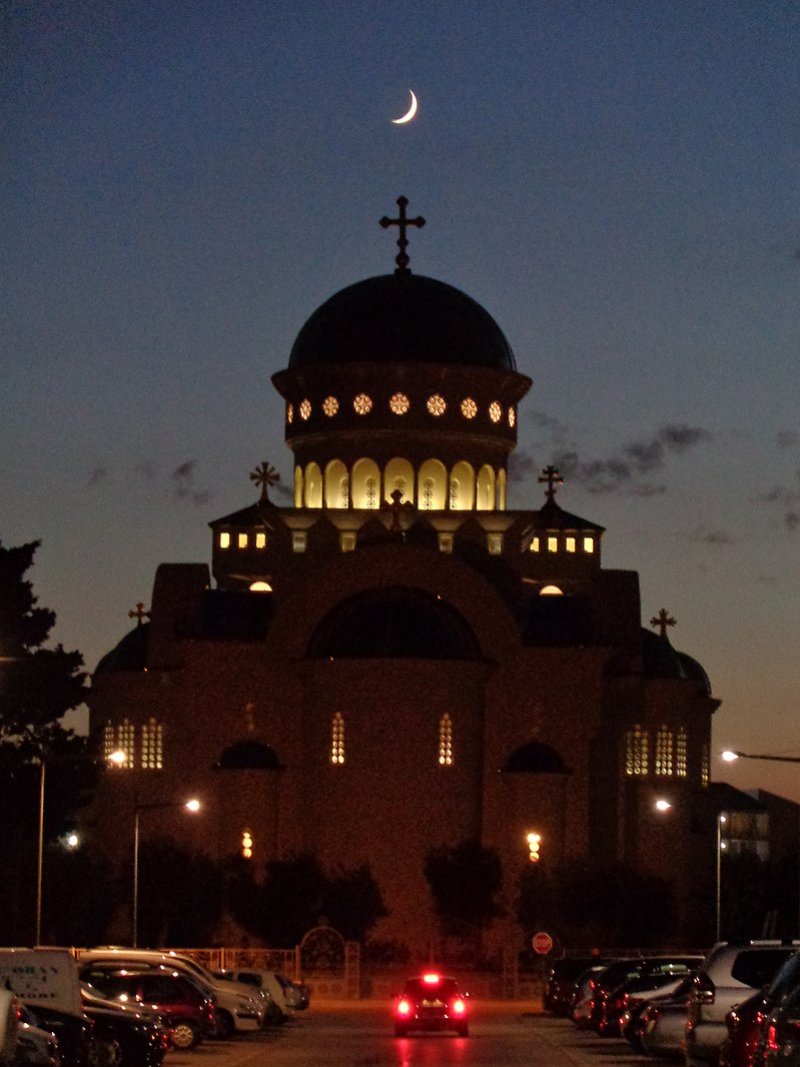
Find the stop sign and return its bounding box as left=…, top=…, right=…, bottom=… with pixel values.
left=532, top=931, right=553, bottom=955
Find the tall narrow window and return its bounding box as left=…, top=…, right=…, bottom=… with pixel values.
left=676, top=727, right=688, bottom=777
left=331, top=713, right=345, bottom=765
left=438, top=714, right=454, bottom=766
left=655, top=725, right=674, bottom=776
left=103, top=722, right=116, bottom=762
left=118, top=719, right=136, bottom=766
left=241, top=829, right=253, bottom=859
left=625, top=725, right=648, bottom=776
left=701, top=742, right=710, bottom=787
left=141, top=717, right=164, bottom=770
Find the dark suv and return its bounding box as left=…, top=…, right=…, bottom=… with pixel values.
left=545, top=957, right=608, bottom=1016
left=80, top=965, right=216, bottom=1050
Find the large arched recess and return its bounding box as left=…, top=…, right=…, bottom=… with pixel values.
left=265, top=543, right=521, bottom=664
left=307, top=586, right=481, bottom=659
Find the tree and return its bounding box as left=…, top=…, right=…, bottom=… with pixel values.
left=136, top=838, right=223, bottom=946
left=322, top=862, right=388, bottom=941
left=0, top=539, right=88, bottom=940
left=424, top=839, right=504, bottom=958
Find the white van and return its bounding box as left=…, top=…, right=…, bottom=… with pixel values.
left=78, top=949, right=266, bottom=1037
left=215, top=969, right=292, bottom=1021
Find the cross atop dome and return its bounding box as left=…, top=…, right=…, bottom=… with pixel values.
left=650, top=608, right=677, bottom=640
left=538, top=465, right=564, bottom=502
left=380, top=196, right=426, bottom=274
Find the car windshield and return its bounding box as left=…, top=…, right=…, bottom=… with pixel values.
left=404, top=977, right=460, bottom=998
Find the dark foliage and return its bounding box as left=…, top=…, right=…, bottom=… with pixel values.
left=424, top=839, right=504, bottom=940
left=135, top=837, right=223, bottom=947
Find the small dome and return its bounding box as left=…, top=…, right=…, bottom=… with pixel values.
left=94, top=624, right=149, bottom=674
left=217, top=740, right=282, bottom=770
left=289, top=274, right=516, bottom=371
left=640, top=629, right=712, bottom=693
left=503, top=742, right=569, bottom=774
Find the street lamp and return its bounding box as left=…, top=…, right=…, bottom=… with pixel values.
left=133, top=796, right=202, bottom=947
left=716, top=813, right=728, bottom=942
left=36, top=747, right=127, bottom=944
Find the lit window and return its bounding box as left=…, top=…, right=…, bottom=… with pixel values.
left=540, top=584, right=563, bottom=596
left=625, top=725, right=648, bottom=776
left=353, top=393, right=373, bottom=415
left=421, top=477, right=435, bottom=510
left=487, top=533, right=503, bottom=555
left=438, top=533, right=454, bottom=553
left=256, top=532, right=266, bottom=549
left=547, top=536, right=558, bottom=553
left=249, top=580, right=272, bottom=592
left=331, top=712, right=345, bottom=765
left=438, top=714, right=453, bottom=766
left=287, top=404, right=294, bottom=424
left=119, top=719, right=136, bottom=767
left=489, top=401, right=502, bottom=423
left=390, top=392, right=410, bottom=415
left=141, top=717, right=163, bottom=770
left=461, top=397, right=477, bottom=419
left=299, top=398, right=312, bottom=420
left=340, top=531, right=356, bottom=552
left=655, top=725, right=674, bottom=776
left=449, top=480, right=459, bottom=509
left=583, top=537, right=595, bottom=554
left=241, top=829, right=253, bottom=860
left=427, top=394, right=446, bottom=416
left=701, top=743, right=710, bottom=787
left=365, top=477, right=378, bottom=509
left=676, top=728, right=688, bottom=777
left=508, top=407, right=516, bottom=428
left=527, top=832, right=542, bottom=863
left=103, top=722, right=117, bottom=763
left=322, top=396, right=339, bottom=417
left=566, top=537, right=576, bottom=553
left=530, top=537, right=540, bottom=553
left=292, top=530, right=307, bottom=552
left=238, top=532, right=248, bottom=549
left=219, top=532, right=231, bottom=549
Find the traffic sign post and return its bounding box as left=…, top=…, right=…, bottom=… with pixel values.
left=532, top=931, right=553, bottom=955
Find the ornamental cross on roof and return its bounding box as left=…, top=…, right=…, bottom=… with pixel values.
left=650, top=608, right=677, bottom=640
left=250, top=461, right=280, bottom=502
left=380, top=196, right=426, bottom=274
left=128, top=602, right=150, bottom=627
left=381, top=488, right=415, bottom=534
left=538, top=465, right=564, bottom=502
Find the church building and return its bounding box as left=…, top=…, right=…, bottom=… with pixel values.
left=88, top=198, right=720, bottom=952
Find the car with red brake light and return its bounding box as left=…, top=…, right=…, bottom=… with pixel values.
left=391, top=973, right=470, bottom=1037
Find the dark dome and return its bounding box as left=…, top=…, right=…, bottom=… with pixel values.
left=289, top=274, right=516, bottom=371
left=640, top=629, right=711, bottom=694
left=94, top=624, right=149, bottom=674
left=217, top=741, right=282, bottom=770
left=502, top=742, right=569, bottom=774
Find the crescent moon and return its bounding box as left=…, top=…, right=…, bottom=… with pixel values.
left=392, top=90, right=418, bottom=125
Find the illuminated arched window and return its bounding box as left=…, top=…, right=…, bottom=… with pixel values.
left=103, top=722, right=116, bottom=762
left=325, top=460, right=349, bottom=509
left=476, top=465, right=495, bottom=511
left=625, top=725, right=648, bottom=776
left=418, top=459, right=447, bottom=510
left=352, top=458, right=381, bottom=509
left=676, top=727, right=688, bottom=777
left=655, top=725, right=674, bottom=776
left=701, top=742, right=710, bottom=787
left=384, top=458, right=414, bottom=503
left=497, top=469, right=507, bottom=510
left=449, top=461, right=475, bottom=511
left=304, top=462, right=323, bottom=508
left=250, top=580, right=272, bottom=592
left=331, top=713, right=345, bottom=765
left=540, top=584, right=563, bottom=596
left=294, top=466, right=304, bottom=508
left=438, top=714, right=454, bottom=766
left=118, top=719, right=135, bottom=766
left=141, top=717, right=164, bottom=770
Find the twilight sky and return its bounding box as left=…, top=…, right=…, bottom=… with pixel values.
left=3, top=1, right=800, bottom=799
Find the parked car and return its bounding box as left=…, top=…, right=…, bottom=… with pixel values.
left=686, top=941, right=800, bottom=1067
left=79, top=950, right=265, bottom=1038
left=18, top=1007, right=91, bottom=1067
left=719, top=951, right=800, bottom=1067
left=212, top=970, right=288, bottom=1024
left=275, top=975, right=310, bottom=1012
left=81, top=986, right=170, bottom=1067
left=621, top=972, right=695, bottom=1051
left=588, top=957, right=649, bottom=1033
left=391, top=973, right=470, bottom=1037
left=570, top=963, right=618, bottom=1027
left=601, top=956, right=702, bottom=1036
left=15, top=1007, right=59, bottom=1067
left=545, top=957, right=608, bottom=1016
left=631, top=974, right=697, bottom=1058
left=79, top=966, right=215, bottom=1050
left=761, top=979, right=800, bottom=1066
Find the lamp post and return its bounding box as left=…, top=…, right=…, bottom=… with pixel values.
left=716, top=813, right=727, bottom=942
left=133, top=796, right=201, bottom=947
left=35, top=748, right=126, bottom=945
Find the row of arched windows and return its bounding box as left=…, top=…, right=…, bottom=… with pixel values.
left=295, top=458, right=508, bottom=512
left=103, top=718, right=164, bottom=770
left=329, top=713, right=455, bottom=767
left=625, top=724, right=688, bottom=778
left=287, top=393, right=516, bottom=428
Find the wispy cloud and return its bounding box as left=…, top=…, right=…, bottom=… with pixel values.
left=88, top=467, right=107, bottom=486
left=683, top=526, right=734, bottom=546
left=776, top=430, right=799, bottom=449
left=171, top=459, right=212, bottom=506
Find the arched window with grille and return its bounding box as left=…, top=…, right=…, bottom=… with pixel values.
left=625, top=725, right=648, bottom=776
left=655, top=725, right=674, bottom=776
left=118, top=719, right=135, bottom=766
left=701, top=742, right=710, bottom=787
left=438, top=714, right=454, bottom=766
left=331, top=712, right=345, bottom=765
left=676, top=727, right=688, bottom=777
left=141, top=717, right=164, bottom=770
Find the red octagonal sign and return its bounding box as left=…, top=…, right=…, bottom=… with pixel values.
left=532, top=931, right=553, bottom=955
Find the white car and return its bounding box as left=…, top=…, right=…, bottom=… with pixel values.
left=215, top=970, right=292, bottom=1022
left=79, top=949, right=266, bottom=1037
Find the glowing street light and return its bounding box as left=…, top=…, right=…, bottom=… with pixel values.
left=655, top=798, right=673, bottom=812
left=133, top=796, right=202, bottom=947
left=526, top=832, right=542, bottom=863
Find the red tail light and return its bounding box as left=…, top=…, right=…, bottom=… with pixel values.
left=451, top=998, right=467, bottom=1016
left=767, top=1024, right=778, bottom=1052
left=396, top=998, right=412, bottom=1017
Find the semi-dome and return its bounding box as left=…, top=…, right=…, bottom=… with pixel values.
left=289, top=273, right=517, bottom=372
